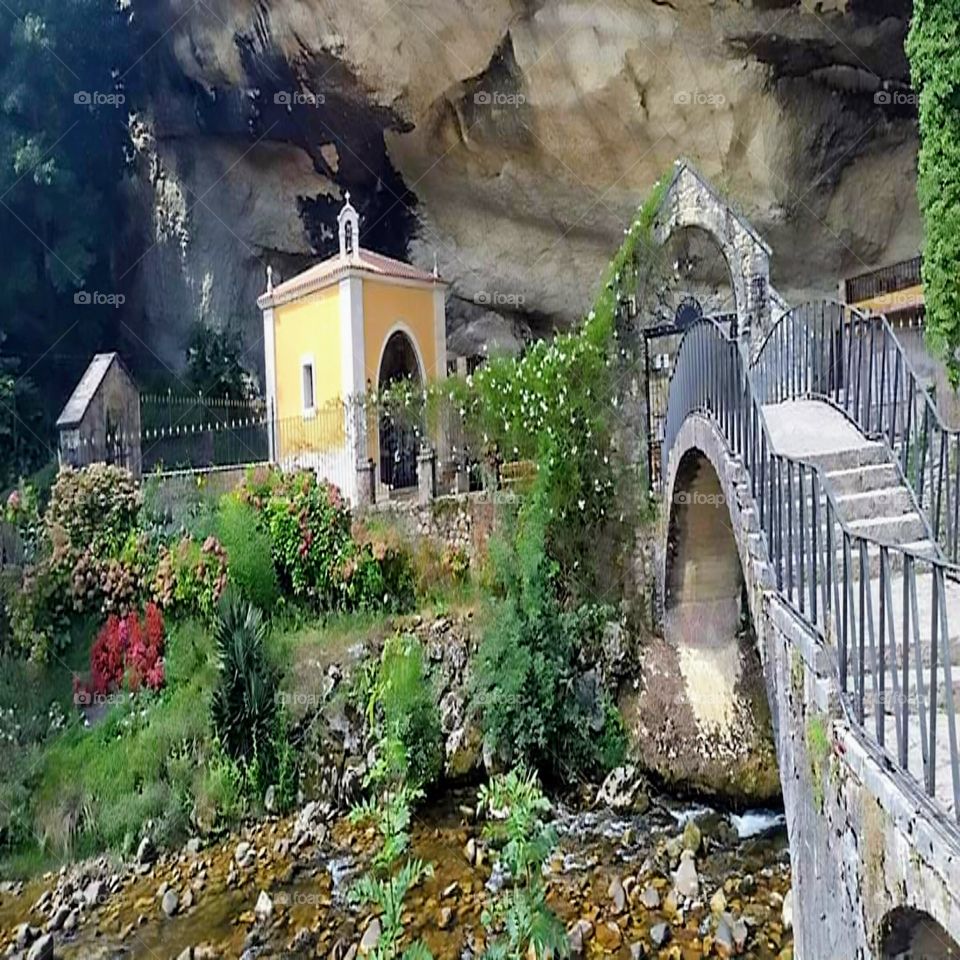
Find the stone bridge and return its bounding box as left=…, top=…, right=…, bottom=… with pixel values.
left=651, top=169, right=960, bottom=958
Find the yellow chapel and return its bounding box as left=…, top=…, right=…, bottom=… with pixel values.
left=258, top=195, right=447, bottom=502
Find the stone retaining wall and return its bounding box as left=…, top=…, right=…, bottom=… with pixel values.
left=360, top=491, right=506, bottom=562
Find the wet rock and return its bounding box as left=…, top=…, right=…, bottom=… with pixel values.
left=673, top=851, right=699, bottom=898
left=264, top=785, right=277, bottom=813
left=27, top=934, right=54, bottom=960
left=595, top=765, right=649, bottom=814
left=608, top=876, right=627, bottom=914
left=715, top=916, right=736, bottom=957
left=638, top=885, right=660, bottom=909
left=710, top=888, right=727, bottom=915
left=235, top=841, right=255, bottom=868
left=176, top=949, right=194, bottom=960
left=63, top=910, right=78, bottom=934
left=568, top=919, right=594, bottom=957
left=650, top=922, right=670, bottom=948
left=15, top=924, right=38, bottom=949
left=629, top=944, right=646, bottom=960
left=682, top=819, right=702, bottom=855
left=359, top=917, right=381, bottom=955
left=161, top=889, right=179, bottom=917
left=181, top=887, right=195, bottom=910
left=186, top=837, right=202, bottom=856
left=464, top=838, right=478, bottom=865
left=595, top=921, right=622, bottom=953
left=83, top=879, right=104, bottom=907
left=782, top=887, right=794, bottom=932
left=438, top=906, right=454, bottom=929
left=46, top=906, right=69, bottom=932
left=255, top=890, right=273, bottom=921
left=136, top=836, right=155, bottom=865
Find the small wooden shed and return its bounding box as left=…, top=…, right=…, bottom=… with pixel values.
left=56, top=352, right=142, bottom=476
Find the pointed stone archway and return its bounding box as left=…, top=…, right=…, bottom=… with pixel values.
left=653, top=159, right=786, bottom=351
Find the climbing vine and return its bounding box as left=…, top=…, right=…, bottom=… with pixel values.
left=906, top=1, right=960, bottom=384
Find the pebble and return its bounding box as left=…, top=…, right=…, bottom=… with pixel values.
left=650, top=922, right=670, bottom=948
left=608, top=876, right=627, bottom=914
left=161, top=890, right=179, bottom=917
left=639, top=884, right=660, bottom=909
left=255, top=890, right=273, bottom=921
left=358, top=918, right=381, bottom=956
left=26, top=934, right=54, bottom=960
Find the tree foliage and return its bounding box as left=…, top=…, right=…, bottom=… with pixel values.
left=0, top=0, right=132, bottom=468
left=907, top=0, right=960, bottom=383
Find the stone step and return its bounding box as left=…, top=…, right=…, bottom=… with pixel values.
left=834, top=487, right=915, bottom=522
left=824, top=463, right=903, bottom=495
left=802, top=443, right=889, bottom=472
left=828, top=539, right=939, bottom=580
left=846, top=512, right=929, bottom=546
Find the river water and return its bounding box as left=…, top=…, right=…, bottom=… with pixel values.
left=0, top=792, right=793, bottom=959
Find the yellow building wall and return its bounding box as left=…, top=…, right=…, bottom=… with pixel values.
left=272, top=286, right=344, bottom=460
left=361, top=280, right=438, bottom=388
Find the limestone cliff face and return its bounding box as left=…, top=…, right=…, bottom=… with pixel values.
left=125, top=0, right=918, bottom=369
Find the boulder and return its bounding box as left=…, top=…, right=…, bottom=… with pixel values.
left=83, top=879, right=105, bottom=908
left=358, top=918, right=381, bottom=956
left=650, top=923, right=670, bottom=948
left=595, top=765, right=650, bottom=814
left=255, top=890, right=273, bottom=921
left=26, top=934, right=54, bottom=960
left=673, top=851, right=699, bottom=899
left=161, top=889, right=179, bottom=917
left=782, top=887, right=794, bottom=932
left=136, top=836, right=155, bottom=865
left=608, top=876, right=627, bottom=914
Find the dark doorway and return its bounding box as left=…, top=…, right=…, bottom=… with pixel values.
left=378, top=331, right=423, bottom=490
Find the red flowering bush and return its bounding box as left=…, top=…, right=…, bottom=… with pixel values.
left=81, top=603, right=166, bottom=700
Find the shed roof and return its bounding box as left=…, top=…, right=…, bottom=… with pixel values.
left=56, top=352, right=132, bottom=428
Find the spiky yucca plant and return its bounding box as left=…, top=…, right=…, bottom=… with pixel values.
left=210, top=590, right=278, bottom=764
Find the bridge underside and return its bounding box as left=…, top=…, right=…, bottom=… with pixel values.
left=662, top=408, right=960, bottom=959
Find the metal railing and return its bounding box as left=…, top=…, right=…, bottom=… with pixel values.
left=751, top=301, right=960, bottom=562
left=844, top=255, right=922, bottom=305
left=664, top=318, right=960, bottom=821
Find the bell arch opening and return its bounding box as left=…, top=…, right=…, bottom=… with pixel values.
left=881, top=907, right=960, bottom=959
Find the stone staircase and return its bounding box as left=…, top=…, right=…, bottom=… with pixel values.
left=763, top=400, right=960, bottom=817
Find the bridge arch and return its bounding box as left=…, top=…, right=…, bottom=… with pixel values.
left=653, top=159, right=773, bottom=346
left=880, top=906, right=960, bottom=958
left=653, top=415, right=780, bottom=802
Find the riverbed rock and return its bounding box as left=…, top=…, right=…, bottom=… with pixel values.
left=673, top=851, right=699, bottom=898
left=136, top=836, right=155, bottom=865
left=235, top=842, right=255, bottom=868
left=650, top=923, right=670, bottom=948
left=595, top=765, right=649, bottom=813
left=15, top=924, right=38, bottom=949
left=595, top=921, right=622, bottom=953
left=255, top=890, right=273, bottom=921
left=682, top=819, right=702, bottom=855
left=84, top=879, right=105, bottom=907
left=714, top=916, right=736, bottom=957
left=567, top=919, right=594, bottom=957
left=710, top=888, right=727, bottom=916
left=46, top=905, right=70, bottom=932
left=359, top=918, right=381, bottom=956
left=608, top=876, right=627, bottom=914
left=161, top=889, right=179, bottom=917
left=26, top=934, right=54, bottom=960
left=638, top=885, right=660, bottom=909
left=782, top=887, right=794, bottom=932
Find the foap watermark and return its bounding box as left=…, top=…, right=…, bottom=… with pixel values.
left=674, top=91, right=726, bottom=107
left=276, top=690, right=324, bottom=709
left=74, top=690, right=126, bottom=708
left=674, top=490, right=726, bottom=507
left=75, top=291, right=125, bottom=308
left=474, top=90, right=526, bottom=107
left=74, top=90, right=125, bottom=108
left=874, top=90, right=918, bottom=108
left=474, top=291, right=525, bottom=307
left=274, top=90, right=325, bottom=107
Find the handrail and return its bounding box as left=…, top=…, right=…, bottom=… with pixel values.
left=664, top=318, right=960, bottom=822
left=751, top=300, right=960, bottom=563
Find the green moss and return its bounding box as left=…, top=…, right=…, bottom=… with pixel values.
left=807, top=712, right=831, bottom=813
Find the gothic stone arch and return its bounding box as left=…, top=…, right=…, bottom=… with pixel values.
left=654, top=159, right=773, bottom=349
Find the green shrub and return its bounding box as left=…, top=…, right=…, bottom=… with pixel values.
left=46, top=464, right=142, bottom=554
left=470, top=484, right=622, bottom=782
left=210, top=591, right=279, bottom=767
left=152, top=535, right=228, bottom=622
left=357, top=634, right=442, bottom=792
left=477, top=766, right=566, bottom=960
left=216, top=495, right=279, bottom=611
